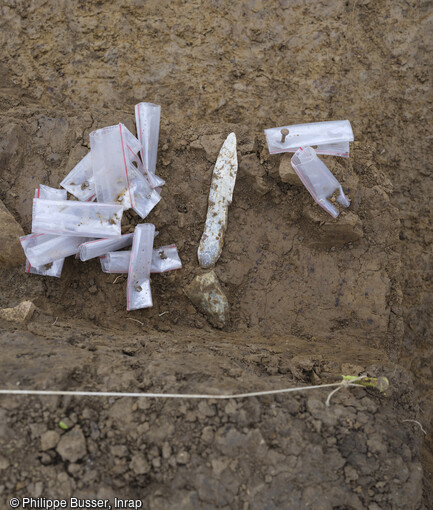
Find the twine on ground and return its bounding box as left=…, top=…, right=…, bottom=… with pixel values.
left=0, top=375, right=387, bottom=404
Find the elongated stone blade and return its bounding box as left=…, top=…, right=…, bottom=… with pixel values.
left=198, top=133, right=238, bottom=268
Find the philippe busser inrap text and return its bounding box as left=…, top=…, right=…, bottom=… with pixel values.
left=11, top=497, right=143, bottom=510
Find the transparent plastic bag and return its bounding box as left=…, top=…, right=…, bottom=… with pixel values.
left=100, top=251, right=130, bottom=273
left=265, top=120, right=354, bottom=155
left=127, top=142, right=165, bottom=189
left=290, top=147, right=350, bottom=218
left=122, top=124, right=142, bottom=155
left=135, top=102, right=161, bottom=175
left=277, top=141, right=350, bottom=158
left=25, top=185, right=69, bottom=277
left=60, top=152, right=96, bottom=201
left=152, top=245, right=182, bottom=273
left=128, top=162, right=162, bottom=219
left=312, top=141, right=350, bottom=158
left=21, top=233, right=90, bottom=267
left=90, top=124, right=136, bottom=209
left=25, top=258, right=64, bottom=278
left=32, top=199, right=123, bottom=237
left=35, top=185, right=67, bottom=201
left=78, top=233, right=134, bottom=261
left=126, top=224, right=155, bottom=311
left=101, top=245, right=181, bottom=274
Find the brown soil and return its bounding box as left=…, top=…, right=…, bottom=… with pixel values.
left=0, top=1, right=431, bottom=508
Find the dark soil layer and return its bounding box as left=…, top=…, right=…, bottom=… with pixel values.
left=0, top=1, right=431, bottom=508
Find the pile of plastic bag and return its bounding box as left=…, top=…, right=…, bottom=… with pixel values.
left=265, top=120, right=354, bottom=218
left=20, top=102, right=181, bottom=311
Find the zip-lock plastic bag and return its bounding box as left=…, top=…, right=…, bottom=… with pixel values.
left=126, top=142, right=165, bottom=189
left=82, top=229, right=160, bottom=263
left=275, top=141, right=350, bottom=158
left=100, top=251, right=130, bottom=273
left=128, top=161, right=162, bottom=219
left=265, top=120, right=354, bottom=155
left=101, top=245, right=182, bottom=274
left=135, top=102, right=161, bottom=175
left=126, top=224, right=155, bottom=311
left=90, top=124, right=139, bottom=209
left=60, top=152, right=96, bottom=201
left=78, top=233, right=134, bottom=261
left=32, top=199, right=123, bottom=237
left=35, top=185, right=67, bottom=201
left=25, top=258, right=64, bottom=278
left=310, top=141, right=350, bottom=158
left=152, top=245, right=182, bottom=273
left=25, top=185, right=69, bottom=277
left=90, top=123, right=160, bottom=217
left=122, top=125, right=142, bottom=155
left=21, top=233, right=91, bottom=267
left=291, top=147, right=350, bottom=218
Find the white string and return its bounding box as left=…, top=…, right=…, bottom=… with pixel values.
left=325, top=375, right=367, bottom=406
left=402, top=419, right=427, bottom=435
left=0, top=380, right=363, bottom=401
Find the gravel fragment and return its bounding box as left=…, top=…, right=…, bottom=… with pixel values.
left=40, top=430, right=60, bottom=451
left=176, top=451, right=190, bottom=465
left=130, top=454, right=150, bottom=475
left=56, top=427, right=87, bottom=463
